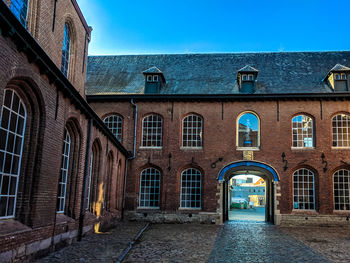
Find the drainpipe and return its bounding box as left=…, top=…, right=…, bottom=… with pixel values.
left=121, top=99, right=137, bottom=219
left=78, top=118, right=93, bottom=241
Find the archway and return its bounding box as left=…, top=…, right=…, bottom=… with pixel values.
left=218, top=161, right=279, bottom=224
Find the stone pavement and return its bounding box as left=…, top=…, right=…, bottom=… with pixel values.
left=228, top=207, right=265, bottom=221
left=36, top=220, right=350, bottom=263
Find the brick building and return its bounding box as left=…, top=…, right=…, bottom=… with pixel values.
left=0, top=1, right=128, bottom=261
left=86, top=52, right=350, bottom=225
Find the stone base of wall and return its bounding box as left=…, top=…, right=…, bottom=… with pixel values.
left=125, top=210, right=219, bottom=224
left=279, top=214, right=350, bottom=226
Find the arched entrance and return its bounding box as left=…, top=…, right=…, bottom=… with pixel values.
left=218, top=161, right=279, bottom=224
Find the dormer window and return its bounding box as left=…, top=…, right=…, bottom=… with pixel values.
left=237, top=65, right=259, bottom=94
left=325, top=64, right=350, bottom=92
left=147, top=75, right=153, bottom=82
left=153, top=75, right=158, bottom=82
left=341, top=73, right=347, bottom=80
left=143, top=66, right=166, bottom=94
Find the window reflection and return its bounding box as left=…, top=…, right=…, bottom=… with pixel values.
left=238, top=113, right=259, bottom=148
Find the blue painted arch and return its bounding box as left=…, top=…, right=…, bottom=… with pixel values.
left=218, top=161, right=279, bottom=182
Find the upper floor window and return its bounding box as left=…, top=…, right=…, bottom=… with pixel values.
left=0, top=89, right=27, bottom=218
left=104, top=114, right=123, bottom=142
left=61, top=23, right=71, bottom=77
left=146, top=75, right=159, bottom=82
left=332, top=114, right=350, bottom=147
left=334, top=169, right=350, bottom=211
left=242, top=74, right=254, bottom=81
left=293, top=168, right=315, bottom=210
left=139, top=168, right=161, bottom=208
left=335, top=73, right=347, bottom=80
left=180, top=168, right=201, bottom=209
left=237, top=112, right=259, bottom=148
left=57, top=128, right=71, bottom=213
left=292, top=115, right=313, bottom=148
left=141, top=114, right=162, bottom=148
left=182, top=114, right=203, bottom=148
left=10, top=0, right=29, bottom=27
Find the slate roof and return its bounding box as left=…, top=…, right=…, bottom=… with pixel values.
left=85, top=51, right=350, bottom=95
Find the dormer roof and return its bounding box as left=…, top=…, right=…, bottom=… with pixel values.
left=143, top=66, right=163, bottom=74
left=330, top=64, right=350, bottom=72
left=238, top=65, right=259, bottom=73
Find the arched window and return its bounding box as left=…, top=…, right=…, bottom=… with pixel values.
left=334, top=169, right=350, bottom=210
left=86, top=151, right=93, bottom=210
left=293, top=168, right=315, bottom=210
left=292, top=115, right=313, bottom=148
left=104, top=114, right=123, bottom=142
left=237, top=112, right=259, bottom=148
left=180, top=168, right=201, bottom=209
left=57, top=128, right=71, bottom=213
left=139, top=168, right=161, bottom=208
left=0, top=89, right=27, bottom=218
left=61, top=23, right=71, bottom=77
left=9, top=0, right=29, bottom=26
left=104, top=152, right=113, bottom=211
left=182, top=114, right=203, bottom=147
left=142, top=114, right=162, bottom=148
left=332, top=114, right=350, bottom=147
left=86, top=141, right=101, bottom=214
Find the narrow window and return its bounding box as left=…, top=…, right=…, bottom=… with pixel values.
left=104, top=114, right=123, bottom=142
left=248, top=74, right=254, bottom=81
left=334, top=73, right=340, bottom=80
left=341, top=73, right=347, bottom=80
left=9, top=0, right=29, bottom=26
left=86, top=151, right=93, bottom=210
left=0, top=90, right=26, bottom=218
left=139, top=168, right=161, bottom=208
left=182, top=114, right=203, bottom=148
left=332, top=114, right=350, bottom=147
left=334, top=169, right=350, bottom=210
left=292, top=115, right=313, bottom=148
left=180, top=168, right=201, bottom=209
left=293, top=168, right=315, bottom=210
left=141, top=114, right=162, bottom=148
left=147, top=75, right=152, bottom=82
left=57, top=128, right=71, bottom=213
left=242, top=74, right=247, bottom=81
left=237, top=112, right=259, bottom=148
left=153, top=75, right=158, bottom=82
left=61, top=23, right=71, bottom=77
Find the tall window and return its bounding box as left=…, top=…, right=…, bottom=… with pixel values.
left=86, top=151, right=93, bottom=210
left=293, top=168, right=315, bottom=210
left=104, top=114, right=123, bottom=142
left=237, top=112, right=259, bottom=148
left=141, top=114, right=162, bottom=148
left=182, top=114, right=203, bottom=147
left=332, top=114, right=350, bottom=147
left=61, top=23, right=71, bottom=77
left=9, top=0, right=29, bottom=26
left=334, top=169, right=350, bottom=210
left=57, top=128, right=71, bottom=213
left=292, top=115, right=313, bottom=148
left=180, top=168, right=201, bottom=209
left=0, top=90, right=26, bottom=218
left=139, top=168, right=161, bottom=208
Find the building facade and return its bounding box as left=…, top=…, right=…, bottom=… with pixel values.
left=0, top=1, right=128, bottom=262
left=86, top=52, right=350, bottom=225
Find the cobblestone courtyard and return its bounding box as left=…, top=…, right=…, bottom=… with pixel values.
left=36, top=220, right=350, bottom=263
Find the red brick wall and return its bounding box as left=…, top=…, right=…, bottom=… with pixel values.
left=90, top=99, right=350, bottom=216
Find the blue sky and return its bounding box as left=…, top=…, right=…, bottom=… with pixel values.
left=76, top=0, right=350, bottom=55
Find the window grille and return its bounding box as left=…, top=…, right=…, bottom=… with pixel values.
left=139, top=168, right=161, bottom=208
left=182, top=114, right=203, bottom=147
left=332, top=114, right=350, bottom=147
left=293, top=168, right=315, bottom=210
left=104, top=114, right=123, bottom=141
left=9, top=0, right=29, bottom=26
left=237, top=112, right=259, bottom=148
left=0, top=90, right=26, bottom=218
left=142, top=115, right=162, bottom=147
left=180, top=168, right=201, bottom=208
left=57, top=128, right=71, bottom=213
left=61, top=23, right=71, bottom=77
left=334, top=169, right=350, bottom=210
left=292, top=115, right=313, bottom=147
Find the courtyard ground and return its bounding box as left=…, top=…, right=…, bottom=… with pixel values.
left=36, top=212, right=350, bottom=263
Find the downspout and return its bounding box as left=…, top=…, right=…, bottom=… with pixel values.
left=78, top=118, right=93, bottom=241
left=121, top=99, right=137, bottom=219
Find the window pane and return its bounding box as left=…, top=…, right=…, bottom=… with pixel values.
left=141, top=115, right=162, bottom=147
left=238, top=113, right=259, bottom=147
left=180, top=168, right=201, bottom=208
left=293, top=169, right=314, bottom=210
left=139, top=168, right=161, bottom=208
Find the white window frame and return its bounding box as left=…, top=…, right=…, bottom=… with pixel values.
left=57, top=128, right=71, bottom=213
left=104, top=114, right=123, bottom=142
left=61, top=23, right=71, bottom=77
left=9, top=0, right=29, bottom=27
left=0, top=89, right=27, bottom=219
left=242, top=74, right=247, bottom=81
left=333, top=169, right=350, bottom=211
left=236, top=111, right=260, bottom=150
left=138, top=168, right=161, bottom=208
left=180, top=168, right=201, bottom=209
left=248, top=74, right=254, bottom=81
left=332, top=114, right=350, bottom=148
left=153, top=75, right=158, bottom=82
left=341, top=73, right=347, bottom=80
left=146, top=75, right=152, bottom=82
left=334, top=73, right=340, bottom=80
left=182, top=114, right=203, bottom=148
left=292, top=115, right=313, bottom=148
left=141, top=114, right=163, bottom=148
left=293, top=168, right=315, bottom=210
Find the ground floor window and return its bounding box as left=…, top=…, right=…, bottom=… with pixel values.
left=293, top=168, right=315, bottom=210
left=180, top=168, right=201, bottom=208
left=334, top=169, right=350, bottom=210
left=139, top=168, right=161, bottom=208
